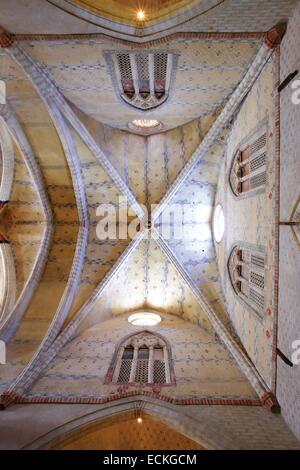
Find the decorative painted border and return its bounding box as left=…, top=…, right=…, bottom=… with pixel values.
left=271, top=46, right=281, bottom=394
left=1, top=389, right=261, bottom=407
left=13, top=31, right=264, bottom=46
left=44, top=0, right=236, bottom=40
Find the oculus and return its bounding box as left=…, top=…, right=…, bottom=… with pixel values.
left=213, top=204, right=225, bottom=243
left=128, top=312, right=161, bottom=326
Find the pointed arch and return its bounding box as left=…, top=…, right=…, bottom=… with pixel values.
left=229, top=121, right=268, bottom=198
left=228, top=243, right=266, bottom=320
left=105, top=330, right=176, bottom=386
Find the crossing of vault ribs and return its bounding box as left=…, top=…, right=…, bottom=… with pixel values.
left=0, top=0, right=299, bottom=451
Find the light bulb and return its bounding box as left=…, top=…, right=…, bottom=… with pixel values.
left=137, top=417, right=142, bottom=423
left=137, top=10, right=145, bottom=21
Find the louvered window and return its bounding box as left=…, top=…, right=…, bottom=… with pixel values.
left=228, top=246, right=266, bottom=318
left=230, top=129, right=267, bottom=197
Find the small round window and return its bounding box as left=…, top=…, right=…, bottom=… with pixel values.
left=128, top=312, right=161, bottom=326
left=213, top=204, right=225, bottom=243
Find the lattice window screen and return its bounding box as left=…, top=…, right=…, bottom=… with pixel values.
left=249, top=287, right=264, bottom=310
left=118, top=347, right=133, bottom=383
left=251, top=253, right=265, bottom=269
left=230, top=129, right=267, bottom=196
left=136, top=54, right=150, bottom=98
left=135, top=348, right=149, bottom=383
left=115, top=51, right=169, bottom=101
left=117, top=53, right=132, bottom=81
left=136, top=54, right=149, bottom=81
left=153, top=347, right=166, bottom=384
left=154, top=53, right=168, bottom=81
left=113, top=337, right=171, bottom=385
left=229, top=247, right=265, bottom=318
left=153, top=361, right=166, bottom=384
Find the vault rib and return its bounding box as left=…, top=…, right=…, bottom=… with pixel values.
left=0, top=230, right=145, bottom=406
left=0, top=117, right=14, bottom=202
left=8, top=105, right=90, bottom=393
left=6, top=43, right=146, bottom=222
left=153, top=230, right=279, bottom=412
left=152, top=28, right=284, bottom=223
left=0, top=24, right=286, bottom=411
left=0, top=104, right=53, bottom=342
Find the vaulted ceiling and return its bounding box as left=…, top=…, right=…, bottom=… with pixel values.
left=0, top=0, right=298, bottom=412
left=17, top=37, right=261, bottom=132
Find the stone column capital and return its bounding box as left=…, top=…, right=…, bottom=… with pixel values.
left=0, top=27, right=15, bottom=48
left=260, top=391, right=281, bottom=413
left=264, top=23, right=287, bottom=49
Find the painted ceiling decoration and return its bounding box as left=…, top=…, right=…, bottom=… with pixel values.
left=0, top=22, right=286, bottom=414
left=46, top=0, right=225, bottom=37
left=12, top=35, right=263, bottom=133
left=0, top=0, right=300, bottom=449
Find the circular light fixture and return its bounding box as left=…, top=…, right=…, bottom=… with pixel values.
left=128, top=119, right=163, bottom=134
left=131, top=119, right=160, bottom=129
left=136, top=10, right=145, bottom=21
left=213, top=204, right=225, bottom=243
left=128, top=311, right=161, bottom=326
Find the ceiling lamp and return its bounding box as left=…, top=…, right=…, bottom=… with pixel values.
left=136, top=10, right=145, bottom=21
left=128, top=311, right=161, bottom=326
left=131, top=119, right=160, bottom=129
left=128, top=119, right=163, bottom=134
left=213, top=204, right=225, bottom=243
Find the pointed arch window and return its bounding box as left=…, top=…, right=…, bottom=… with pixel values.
left=228, top=245, right=266, bottom=319
left=229, top=126, right=267, bottom=197
left=105, top=332, right=175, bottom=386
left=106, top=50, right=178, bottom=111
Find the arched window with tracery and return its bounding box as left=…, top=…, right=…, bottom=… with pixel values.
left=228, top=245, right=266, bottom=319
left=105, top=331, right=175, bottom=386
left=229, top=125, right=267, bottom=197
